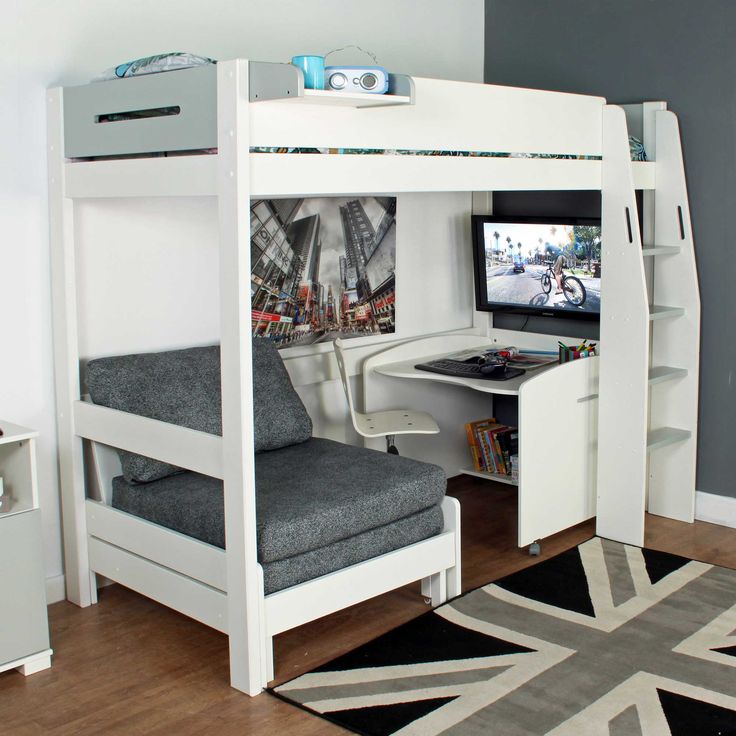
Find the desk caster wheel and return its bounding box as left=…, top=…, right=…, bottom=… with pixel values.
left=423, top=597, right=432, bottom=605
left=529, top=542, right=541, bottom=556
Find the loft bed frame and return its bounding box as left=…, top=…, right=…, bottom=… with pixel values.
left=48, top=59, right=699, bottom=695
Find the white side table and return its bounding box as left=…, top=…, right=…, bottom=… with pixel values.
left=0, top=421, right=52, bottom=676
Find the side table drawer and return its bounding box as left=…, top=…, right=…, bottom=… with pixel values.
left=0, top=509, right=50, bottom=667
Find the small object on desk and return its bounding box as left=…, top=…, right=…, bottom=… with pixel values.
left=415, top=358, right=525, bottom=381
left=559, top=340, right=597, bottom=363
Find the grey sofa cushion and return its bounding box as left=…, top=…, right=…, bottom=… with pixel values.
left=86, top=340, right=312, bottom=483
left=111, top=459, right=445, bottom=594
left=87, top=346, right=222, bottom=483
left=252, top=339, right=312, bottom=452
left=255, top=437, right=445, bottom=561
left=111, top=437, right=446, bottom=561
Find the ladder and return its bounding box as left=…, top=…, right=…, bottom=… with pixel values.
left=597, top=102, right=700, bottom=546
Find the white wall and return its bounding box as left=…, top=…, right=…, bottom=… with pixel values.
left=1, top=1, right=484, bottom=599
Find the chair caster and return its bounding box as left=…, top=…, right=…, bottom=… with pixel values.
left=529, top=542, right=541, bottom=556
left=387, top=444, right=399, bottom=455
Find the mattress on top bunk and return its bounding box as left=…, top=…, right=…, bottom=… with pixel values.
left=112, top=438, right=445, bottom=594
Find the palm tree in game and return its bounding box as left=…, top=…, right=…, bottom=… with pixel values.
left=506, top=235, right=512, bottom=263
left=493, top=230, right=500, bottom=265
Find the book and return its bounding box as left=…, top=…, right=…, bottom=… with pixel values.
left=464, top=421, right=483, bottom=471
left=489, top=425, right=509, bottom=474
left=465, top=418, right=497, bottom=471
left=476, top=421, right=500, bottom=471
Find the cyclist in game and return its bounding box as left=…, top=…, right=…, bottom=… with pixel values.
left=552, top=252, right=565, bottom=294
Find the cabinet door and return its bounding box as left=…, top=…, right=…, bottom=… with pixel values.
left=517, top=358, right=599, bottom=547
left=0, top=510, right=50, bottom=666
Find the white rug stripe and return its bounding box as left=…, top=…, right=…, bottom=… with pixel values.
left=275, top=653, right=525, bottom=692
left=578, top=537, right=615, bottom=618
left=673, top=602, right=736, bottom=667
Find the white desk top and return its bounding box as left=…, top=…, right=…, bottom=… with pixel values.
left=373, top=348, right=557, bottom=397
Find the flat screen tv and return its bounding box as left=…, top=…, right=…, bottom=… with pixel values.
left=472, top=215, right=602, bottom=321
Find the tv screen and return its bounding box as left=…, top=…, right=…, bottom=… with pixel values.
left=472, top=215, right=602, bottom=320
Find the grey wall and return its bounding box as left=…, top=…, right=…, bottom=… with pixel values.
left=485, top=0, right=735, bottom=499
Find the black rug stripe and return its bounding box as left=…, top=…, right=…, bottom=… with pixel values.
left=324, top=696, right=458, bottom=736
left=711, top=645, right=736, bottom=658
left=657, top=688, right=736, bottom=736
left=314, top=611, right=534, bottom=672
left=641, top=547, right=692, bottom=585
left=494, top=545, right=595, bottom=616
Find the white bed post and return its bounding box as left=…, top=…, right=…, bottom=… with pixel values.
left=217, top=59, right=264, bottom=694
left=47, top=88, right=95, bottom=607
left=596, top=105, right=650, bottom=546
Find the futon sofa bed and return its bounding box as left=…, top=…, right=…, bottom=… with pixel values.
left=86, top=340, right=448, bottom=594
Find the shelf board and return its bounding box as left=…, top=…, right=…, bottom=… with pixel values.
left=648, top=365, right=688, bottom=385
left=649, top=304, right=685, bottom=321
left=647, top=427, right=691, bottom=452
left=296, top=89, right=413, bottom=108
left=642, top=245, right=681, bottom=257
left=0, top=420, right=38, bottom=445
left=575, top=365, right=688, bottom=404
left=0, top=502, right=36, bottom=518
left=459, top=467, right=518, bottom=486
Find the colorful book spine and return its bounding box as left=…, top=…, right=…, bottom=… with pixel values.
left=464, top=421, right=483, bottom=471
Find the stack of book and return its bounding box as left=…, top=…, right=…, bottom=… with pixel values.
left=464, top=418, right=518, bottom=476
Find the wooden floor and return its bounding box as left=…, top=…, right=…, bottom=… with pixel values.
left=2, top=477, right=735, bottom=735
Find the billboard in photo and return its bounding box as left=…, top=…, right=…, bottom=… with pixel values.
left=250, top=197, right=397, bottom=347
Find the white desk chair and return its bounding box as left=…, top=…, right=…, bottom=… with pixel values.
left=333, top=338, right=439, bottom=454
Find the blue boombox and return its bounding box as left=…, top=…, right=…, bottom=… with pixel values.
left=324, top=66, right=389, bottom=95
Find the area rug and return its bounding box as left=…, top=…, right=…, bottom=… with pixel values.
left=272, top=537, right=736, bottom=735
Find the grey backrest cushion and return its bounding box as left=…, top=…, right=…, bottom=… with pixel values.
left=251, top=339, right=312, bottom=453
left=86, top=341, right=312, bottom=483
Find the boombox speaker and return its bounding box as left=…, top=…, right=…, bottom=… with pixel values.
left=324, top=66, right=389, bottom=94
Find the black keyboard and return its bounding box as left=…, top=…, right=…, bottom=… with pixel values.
left=415, top=359, right=525, bottom=381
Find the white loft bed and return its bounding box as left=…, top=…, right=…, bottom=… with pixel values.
left=48, top=59, right=699, bottom=696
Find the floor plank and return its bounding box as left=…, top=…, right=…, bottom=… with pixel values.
left=1, top=476, right=733, bottom=735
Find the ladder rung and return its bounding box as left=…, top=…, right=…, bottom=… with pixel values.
left=642, top=245, right=681, bottom=256
left=577, top=366, right=688, bottom=403
left=647, top=427, right=691, bottom=452
left=649, top=304, right=685, bottom=321
left=648, top=366, right=688, bottom=385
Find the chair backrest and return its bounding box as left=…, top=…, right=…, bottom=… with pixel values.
left=333, top=339, right=360, bottom=428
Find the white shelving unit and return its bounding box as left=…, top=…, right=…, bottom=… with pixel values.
left=0, top=421, right=52, bottom=677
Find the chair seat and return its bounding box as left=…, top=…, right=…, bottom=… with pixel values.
left=353, top=409, right=440, bottom=438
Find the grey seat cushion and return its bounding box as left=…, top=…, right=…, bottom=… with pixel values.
left=255, top=438, right=446, bottom=562
left=112, top=467, right=443, bottom=594
left=86, top=340, right=312, bottom=483
left=112, top=436, right=446, bottom=563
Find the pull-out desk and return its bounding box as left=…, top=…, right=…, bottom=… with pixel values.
left=364, top=335, right=599, bottom=548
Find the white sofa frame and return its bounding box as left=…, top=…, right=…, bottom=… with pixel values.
left=48, top=58, right=691, bottom=695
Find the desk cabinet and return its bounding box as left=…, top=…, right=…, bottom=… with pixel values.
left=365, top=334, right=599, bottom=549
left=0, top=422, right=52, bottom=677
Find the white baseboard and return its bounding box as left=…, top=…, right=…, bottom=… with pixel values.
left=46, top=574, right=66, bottom=604
left=695, top=491, right=736, bottom=529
